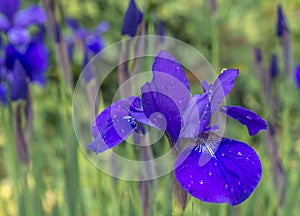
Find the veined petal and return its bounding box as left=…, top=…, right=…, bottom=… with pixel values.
left=0, top=0, right=20, bottom=21
left=19, top=42, right=49, bottom=86
left=175, top=135, right=262, bottom=206
left=220, top=106, right=267, bottom=136
left=88, top=96, right=141, bottom=154
left=121, top=0, right=143, bottom=37
left=7, top=26, right=30, bottom=45
left=181, top=94, right=210, bottom=138
left=153, top=50, right=190, bottom=91
left=14, top=5, right=46, bottom=27
left=202, top=69, right=239, bottom=113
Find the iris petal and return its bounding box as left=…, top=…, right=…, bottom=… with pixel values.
left=175, top=135, right=262, bottom=206
left=14, top=5, right=46, bottom=27
left=220, top=106, right=267, bottom=136
left=19, top=42, right=49, bottom=86
left=0, top=15, right=10, bottom=30
left=7, top=26, right=30, bottom=45
left=88, top=96, right=140, bottom=154
left=202, top=69, right=239, bottom=113
left=295, top=63, right=300, bottom=89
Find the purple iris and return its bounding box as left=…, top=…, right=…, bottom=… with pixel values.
left=89, top=50, right=267, bottom=206
left=66, top=18, right=109, bottom=78
left=0, top=0, right=48, bottom=103
left=295, top=64, right=300, bottom=89
left=121, top=0, right=143, bottom=37
left=269, top=54, right=278, bottom=78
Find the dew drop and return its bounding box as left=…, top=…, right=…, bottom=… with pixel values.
left=208, top=171, right=212, bottom=176
left=190, top=175, right=193, bottom=178
left=238, top=182, right=241, bottom=186
left=243, top=189, right=247, bottom=193
left=113, top=114, right=117, bottom=118
left=224, top=184, right=228, bottom=189
left=246, top=116, right=252, bottom=120
left=230, top=188, right=234, bottom=193
left=246, top=157, right=249, bottom=161
left=221, top=153, right=225, bottom=156
left=214, top=162, right=217, bottom=166
left=237, top=152, right=243, bottom=156
left=176, top=66, right=180, bottom=70
left=188, top=184, right=191, bottom=188
left=200, top=180, right=204, bottom=185
left=179, top=100, right=182, bottom=104
left=191, top=181, right=194, bottom=184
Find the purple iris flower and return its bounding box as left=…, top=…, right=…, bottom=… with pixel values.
left=66, top=18, right=109, bottom=71
left=0, top=0, right=48, bottom=103
left=121, top=0, right=143, bottom=37
left=89, top=50, right=267, bottom=206
left=295, top=64, right=300, bottom=89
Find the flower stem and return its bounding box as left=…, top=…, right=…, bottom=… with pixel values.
left=172, top=173, right=188, bottom=216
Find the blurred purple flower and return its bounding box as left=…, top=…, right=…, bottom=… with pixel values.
left=66, top=18, right=109, bottom=70
left=270, top=54, right=278, bottom=79
left=295, top=63, right=300, bottom=89
left=121, top=0, right=143, bottom=37
left=89, top=50, right=266, bottom=206
left=277, top=5, right=288, bottom=37
left=0, top=0, right=48, bottom=103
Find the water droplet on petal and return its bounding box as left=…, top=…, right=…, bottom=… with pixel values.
left=200, top=180, right=204, bottom=185
left=230, top=188, right=234, bottom=193
left=243, top=189, right=247, bottom=193
left=113, top=114, right=117, bottom=118
left=238, top=182, right=241, bottom=185
left=246, top=157, right=249, bottom=161
left=224, top=184, right=228, bottom=189
left=214, top=162, right=217, bottom=166
left=221, top=153, right=225, bottom=156
left=208, top=171, right=212, bottom=176
left=190, top=175, right=193, bottom=178
left=237, top=152, right=243, bottom=156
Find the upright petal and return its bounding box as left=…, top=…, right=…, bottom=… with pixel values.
left=19, top=42, right=49, bottom=86
left=14, top=5, right=46, bottom=27
left=153, top=50, right=190, bottom=91
left=220, top=106, right=267, bottom=136
left=202, top=68, right=239, bottom=113
left=141, top=51, right=190, bottom=143
left=295, top=63, right=300, bottom=89
left=121, top=0, right=143, bottom=37
left=88, top=96, right=141, bottom=154
left=175, top=135, right=262, bottom=206
left=0, top=0, right=20, bottom=21
left=181, top=94, right=210, bottom=138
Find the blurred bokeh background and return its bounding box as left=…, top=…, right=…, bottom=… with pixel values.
left=1, top=0, right=300, bottom=215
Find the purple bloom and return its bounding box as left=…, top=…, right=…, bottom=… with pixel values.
left=295, top=63, right=300, bottom=89
left=89, top=50, right=266, bottom=206
left=0, top=0, right=48, bottom=103
left=66, top=18, right=109, bottom=80
left=121, top=0, right=143, bottom=37
left=277, top=5, right=288, bottom=37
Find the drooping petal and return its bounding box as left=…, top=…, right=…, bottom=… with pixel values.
left=7, top=62, right=28, bottom=101
left=121, top=0, right=143, bottom=37
left=153, top=50, right=190, bottom=91
left=175, top=135, right=262, bottom=206
left=14, top=5, right=46, bottom=27
left=0, top=15, right=10, bottom=30
left=86, top=34, right=105, bottom=55
left=277, top=5, right=288, bottom=37
left=202, top=68, right=239, bottom=113
left=295, top=63, right=300, bottom=89
left=220, top=106, right=267, bottom=136
left=88, top=96, right=141, bottom=154
left=7, top=26, right=30, bottom=45
left=0, top=0, right=20, bottom=21
left=141, top=51, right=190, bottom=143
left=181, top=94, right=210, bottom=138
left=19, top=42, right=49, bottom=86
